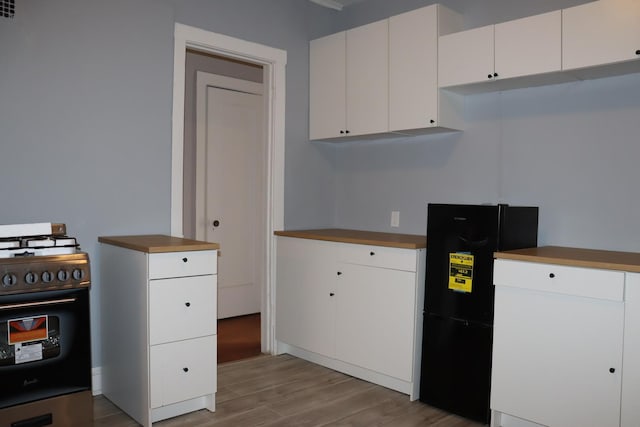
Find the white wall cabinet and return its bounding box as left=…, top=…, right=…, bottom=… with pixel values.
left=346, top=19, right=389, bottom=138
left=100, top=236, right=218, bottom=427
left=439, top=11, right=565, bottom=93
left=309, top=20, right=388, bottom=140
left=275, top=235, right=426, bottom=399
left=438, top=24, right=495, bottom=90
left=563, top=0, right=640, bottom=78
left=389, top=4, right=463, bottom=133
left=310, top=5, right=464, bottom=141
left=491, top=259, right=624, bottom=427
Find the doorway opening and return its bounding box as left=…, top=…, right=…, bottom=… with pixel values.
left=171, top=23, right=287, bottom=358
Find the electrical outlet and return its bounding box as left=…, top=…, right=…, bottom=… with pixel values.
left=391, top=211, right=400, bottom=228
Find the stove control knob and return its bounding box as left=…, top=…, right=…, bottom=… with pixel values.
left=2, top=273, right=17, bottom=287
left=25, top=272, right=39, bottom=285
left=42, top=271, right=53, bottom=283
left=72, top=268, right=85, bottom=281
left=57, top=269, right=70, bottom=282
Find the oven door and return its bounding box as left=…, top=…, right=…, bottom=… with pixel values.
left=0, top=288, right=91, bottom=409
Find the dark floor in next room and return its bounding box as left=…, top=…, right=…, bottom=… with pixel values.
left=217, top=313, right=262, bottom=363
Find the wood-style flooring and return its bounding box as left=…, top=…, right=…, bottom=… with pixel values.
left=93, top=354, right=486, bottom=427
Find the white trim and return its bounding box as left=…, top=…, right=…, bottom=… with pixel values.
left=92, top=367, right=102, bottom=396
left=171, top=23, right=286, bottom=354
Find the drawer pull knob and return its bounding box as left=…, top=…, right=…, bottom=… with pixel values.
left=183, top=367, right=189, bottom=373
left=370, top=252, right=375, bottom=256
left=182, top=257, right=188, bottom=263
left=610, top=368, right=616, bottom=373
left=337, top=271, right=342, bottom=276
left=549, top=273, right=555, bottom=278
left=330, top=292, right=335, bottom=296
left=185, top=302, right=191, bottom=307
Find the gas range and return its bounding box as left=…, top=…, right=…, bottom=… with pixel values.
left=0, top=222, right=93, bottom=426
left=0, top=223, right=90, bottom=296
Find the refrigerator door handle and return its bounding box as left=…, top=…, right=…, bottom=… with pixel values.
left=458, top=235, right=489, bottom=247
left=450, top=316, right=470, bottom=326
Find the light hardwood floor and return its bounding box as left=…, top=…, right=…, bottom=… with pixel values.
left=94, top=354, right=486, bottom=427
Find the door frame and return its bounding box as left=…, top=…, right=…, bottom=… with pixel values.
left=171, top=23, right=286, bottom=354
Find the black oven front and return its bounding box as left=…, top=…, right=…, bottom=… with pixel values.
left=0, top=252, right=92, bottom=427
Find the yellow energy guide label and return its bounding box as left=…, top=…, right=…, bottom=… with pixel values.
left=448, top=253, right=474, bottom=293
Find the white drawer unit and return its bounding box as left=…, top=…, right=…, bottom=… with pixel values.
left=494, top=259, right=625, bottom=301
left=149, top=250, right=217, bottom=279
left=150, top=335, right=217, bottom=409
left=99, top=235, right=219, bottom=427
left=338, top=243, right=418, bottom=271
left=149, top=275, right=218, bottom=345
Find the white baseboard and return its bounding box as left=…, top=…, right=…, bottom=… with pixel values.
left=92, top=366, right=102, bottom=396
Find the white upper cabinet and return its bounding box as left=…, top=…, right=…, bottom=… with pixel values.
left=309, top=20, right=387, bottom=140
left=439, top=11, right=567, bottom=93
left=389, top=4, right=463, bottom=132
left=563, top=0, right=640, bottom=78
left=494, top=10, right=562, bottom=79
left=438, top=24, right=495, bottom=89
left=346, top=19, right=389, bottom=137
left=309, top=31, right=347, bottom=140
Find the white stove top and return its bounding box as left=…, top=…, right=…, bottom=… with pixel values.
left=0, top=223, right=78, bottom=259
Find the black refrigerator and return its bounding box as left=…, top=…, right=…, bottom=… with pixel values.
left=419, top=204, right=538, bottom=423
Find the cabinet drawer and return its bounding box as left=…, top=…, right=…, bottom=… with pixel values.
left=149, top=275, right=217, bottom=345
left=494, top=259, right=624, bottom=301
left=150, top=335, right=216, bottom=408
left=149, top=250, right=217, bottom=279
left=338, top=244, right=417, bottom=271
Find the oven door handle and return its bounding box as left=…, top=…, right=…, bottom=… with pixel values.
left=0, top=297, right=76, bottom=311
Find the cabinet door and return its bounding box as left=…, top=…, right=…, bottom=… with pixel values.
left=275, top=237, right=337, bottom=357
left=309, top=31, right=346, bottom=140
left=334, top=262, right=416, bottom=381
left=622, top=273, right=640, bottom=427
left=563, top=0, right=640, bottom=71
left=150, top=335, right=216, bottom=408
left=438, top=25, right=494, bottom=88
left=149, top=275, right=217, bottom=345
left=491, top=284, right=623, bottom=427
left=389, top=5, right=438, bottom=131
left=346, top=19, right=389, bottom=136
left=494, top=11, right=561, bottom=79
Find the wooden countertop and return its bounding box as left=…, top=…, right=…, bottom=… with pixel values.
left=495, top=246, right=640, bottom=273
left=274, top=228, right=426, bottom=249
left=98, top=234, right=220, bottom=253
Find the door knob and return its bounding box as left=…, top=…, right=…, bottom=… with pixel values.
left=213, top=220, right=220, bottom=227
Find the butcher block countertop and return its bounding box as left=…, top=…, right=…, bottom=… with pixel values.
left=98, top=234, right=219, bottom=253
left=274, top=228, right=426, bottom=249
left=495, top=246, right=640, bottom=273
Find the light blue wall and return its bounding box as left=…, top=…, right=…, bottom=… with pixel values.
left=0, top=0, right=336, bottom=368
left=327, top=0, right=640, bottom=253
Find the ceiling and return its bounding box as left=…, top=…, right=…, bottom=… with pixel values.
left=309, top=0, right=370, bottom=11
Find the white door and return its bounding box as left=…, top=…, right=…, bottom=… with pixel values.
left=196, top=72, right=264, bottom=319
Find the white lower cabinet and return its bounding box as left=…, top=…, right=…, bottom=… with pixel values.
left=491, top=259, right=627, bottom=427
left=100, top=236, right=218, bottom=427
left=275, top=235, right=426, bottom=400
